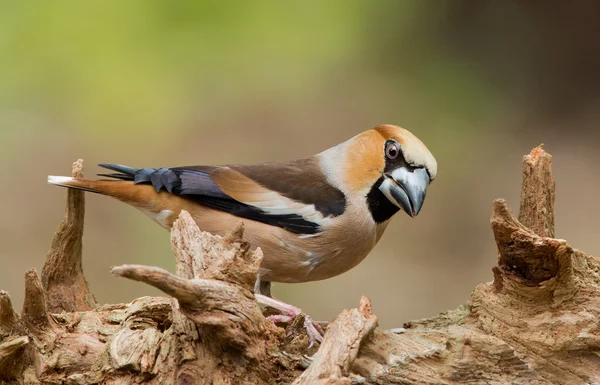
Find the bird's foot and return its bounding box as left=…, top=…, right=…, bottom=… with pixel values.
left=255, top=294, right=324, bottom=348
left=265, top=314, right=293, bottom=323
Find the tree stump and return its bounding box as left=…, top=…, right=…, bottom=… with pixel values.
left=0, top=146, right=598, bottom=384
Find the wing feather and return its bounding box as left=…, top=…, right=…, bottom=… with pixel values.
left=99, top=159, right=346, bottom=235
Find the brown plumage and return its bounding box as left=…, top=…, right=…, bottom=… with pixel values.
left=48, top=124, right=437, bottom=289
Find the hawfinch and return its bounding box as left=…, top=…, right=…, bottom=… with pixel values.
left=48, top=124, right=437, bottom=344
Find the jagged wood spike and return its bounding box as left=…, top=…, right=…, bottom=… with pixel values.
left=167, top=211, right=201, bottom=351
left=170, top=211, right=262, bottom=291
left=293, top=296, right=377, bottom=385
left=42, top=159, right=96, bottom=313
left=519, top=145, right=556, bottom=237
left=21, top=269, right=51, bottom=330
left=223, top=221, right=245, bottom=245
left=0, top=291, right=17, bottom=335
left=170, top=210, right=202, bottom=280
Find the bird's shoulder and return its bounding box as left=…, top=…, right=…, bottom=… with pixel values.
left=211, top=158, right=347, bottom=218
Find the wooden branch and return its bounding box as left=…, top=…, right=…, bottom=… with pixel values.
left=111, top=265, right=205, bottom=304
left=42, top=159, right=96, bottom=312
left=2, top=149, right=599, bottom=384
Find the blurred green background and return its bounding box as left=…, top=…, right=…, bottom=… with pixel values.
left=2, top=1, right=599, bottom=328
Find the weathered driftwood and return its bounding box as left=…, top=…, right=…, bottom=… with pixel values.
left=519, top=144, right=555, bottom=238
left=1, top=147, right=599, bottom=384
left=42, top=159, right=96, bottom=313
left=293, top=296, right=377, bottom=385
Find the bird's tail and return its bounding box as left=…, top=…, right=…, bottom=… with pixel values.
left=48, top=174, right=140, bottom=202
left=48, top=164, right=189, bottom=230
left=47, top=175, right=104, bottom=193
left=48, top=164, right=141, bottom=200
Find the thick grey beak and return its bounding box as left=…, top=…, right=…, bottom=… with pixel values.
left=379, top=168, right=430, bottom=217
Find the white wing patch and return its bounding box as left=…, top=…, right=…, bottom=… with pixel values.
left=298, top=232, right=322, bottom=239
left=238, top=191, right=333, bottom=227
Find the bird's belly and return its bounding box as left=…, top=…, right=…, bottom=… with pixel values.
left=253, top=229, right=378, bottom=284
left=258, top=248, right=373, bottom=283
left=195, top=217, right=376, bottom=283
left=140, top=201, right=378, bottom=284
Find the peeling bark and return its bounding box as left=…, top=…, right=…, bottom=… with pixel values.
left=1, top=148, right=599, bottom=384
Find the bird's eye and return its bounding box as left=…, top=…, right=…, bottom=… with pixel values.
left=385, top=142, right=400, bottom=160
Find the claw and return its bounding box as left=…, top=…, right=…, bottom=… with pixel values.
left=266, top=314, right=293, bottom=323
left=255, top=294, right=324, bottom=347
left=303, top=314, right=323, bottom=348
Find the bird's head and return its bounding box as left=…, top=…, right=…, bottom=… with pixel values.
left=331, top=125, right=437, bottom=222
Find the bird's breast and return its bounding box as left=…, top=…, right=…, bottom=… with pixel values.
left=255, top=209, right=382, bottom=283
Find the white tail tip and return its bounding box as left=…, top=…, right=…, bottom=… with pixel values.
left=48, top=176, right=74, bottom=186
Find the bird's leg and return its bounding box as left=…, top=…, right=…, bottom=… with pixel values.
left=254, top=294, right=323, bottom=347
left=254, top=277, right=272, bottom=297
left=253, top=277, right=323, bottom=346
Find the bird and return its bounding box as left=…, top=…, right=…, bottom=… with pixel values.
left=48, top=124, right=437, bottom=345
